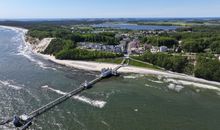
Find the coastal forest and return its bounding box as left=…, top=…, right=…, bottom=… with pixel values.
left=139, top=26, right=220, bottom=82
left=27, top=26, right=122, bottom=60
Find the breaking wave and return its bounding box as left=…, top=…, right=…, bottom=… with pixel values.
left=167, top=83, right=184, bottom=92
left=16, top=41, right=54, bottom=70
left=14, top=34, right=56, bottom=70
left=41, top=85, right=107, bottom=108
left=164, top=78, right=220, bottom=92
left=0, top=80, right=23, bottom=90
left=145, top=84, right=150, bottom=87
left=148, top=79, right=164, bottom=84
left=123, top=74, right=145, bottom=79
left=0, top=26, right=57, bottom=70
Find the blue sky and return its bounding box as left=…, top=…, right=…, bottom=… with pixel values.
left=0, top=0, right=220, bottom=19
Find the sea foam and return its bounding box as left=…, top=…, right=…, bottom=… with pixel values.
left=3, top=26, right=56, bottom=71
left=0, top=80, right=22, bottom=90
left=164, top=78, right=220, bottom=92
left=167, top=83, right=184, bottom=92
left=123, top=74, right=145, bottom=79
left=41, top=85, right=107, bottom=108
left=148, top=79, right=164, bottom=84
left=16, top=40, right=52, bottom=70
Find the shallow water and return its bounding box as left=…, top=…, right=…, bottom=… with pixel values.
left=0, top=27, right=220, bottom=130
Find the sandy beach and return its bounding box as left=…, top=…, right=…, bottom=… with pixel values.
left=40, top=54, right=220, bottom=86
left=1, top=25, right=220, bottom=87
left=0, top=25, right=28, bottom=34
left=32, top=34, right=220, bottom=87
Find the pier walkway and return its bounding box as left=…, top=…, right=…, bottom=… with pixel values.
left=0, top=57, right=128, bottom=130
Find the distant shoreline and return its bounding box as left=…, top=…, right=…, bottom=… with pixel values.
left=0, top=25, right=28, bottom=33
left=1, top=25, right=220, bottom=87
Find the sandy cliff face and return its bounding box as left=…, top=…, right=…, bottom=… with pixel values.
left=26, top=36, right=53, bottom=53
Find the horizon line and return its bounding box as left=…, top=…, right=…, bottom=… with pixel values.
left=0, top=17, right=220, bottom=21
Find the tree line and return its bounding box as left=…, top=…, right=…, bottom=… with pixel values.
left=43, top=38, right=122, bottom=60
left=195, top=56, right=220, bottom=82
left=142, top=26, right=220, bottom=54
left=134, top=51, right=220, bottom=82
left=28, top=26, right=119, bottom=45
left=142, top=36, right=178, bottom=48
left=55, top=49, right=123, bottom=60
left=134, top=52, right=192, bottom=74
left=174, top=26, right=220, bottom=53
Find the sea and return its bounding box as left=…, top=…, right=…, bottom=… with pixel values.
left=0, top=27, right=220, bottom=130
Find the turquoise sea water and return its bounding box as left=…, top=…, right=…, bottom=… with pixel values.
left=0, top=28, right=220, bottom=130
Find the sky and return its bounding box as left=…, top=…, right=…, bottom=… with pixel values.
left=0, top=0, right=220, bottom=19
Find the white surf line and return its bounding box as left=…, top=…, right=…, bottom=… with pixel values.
left=0, top=25, right=28, bottom=34
left=17, top=36, right=57, bottom=70
left=0, top=79, right=41, bottom=102
left=41, top=85, right=107, bottom=108
left=164, top=78, right=220, bottom=92
left=0, top=26, right=56, bottom=71
left=167, top=83, right=184, bottom=92
left=148, top=79, right=164, bottom=84
left=0, top=80, right=22, bottom=90
left=123, top=74, right=145, bottom=79
left=101, top=120, right=111, bottom=130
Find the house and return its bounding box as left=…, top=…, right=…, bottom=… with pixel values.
left=104, top=45, right=115, bottom=52
left=127, top=40, right=140, bottom=54
left=130, top=40, right=140, bottom=48
left=160, top=46, right=168, bottom=52
left=151, top=46, right=159, bottom=53
left=144, top=44, right=152, bottom=50
left=119, top=41, right=127, bottom=53
left=77, top=42, right=125, bottom=54
left=101, top=45, right=107, bottom=51
left=138, top=47, right=145, bottom=54
left=114, top=46, right=122, bottom=53
left=130, top=48, right=137, bottom=54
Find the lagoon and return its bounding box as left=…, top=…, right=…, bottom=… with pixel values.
left=92, top=23, right=179, bottom=31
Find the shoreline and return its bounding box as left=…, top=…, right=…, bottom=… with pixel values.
left=40, top=54, right=220, bottom=86
left=0, top=25, right=28, bottom=34
left=1, top=25, right=220, bottom=87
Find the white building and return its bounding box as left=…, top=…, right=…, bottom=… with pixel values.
left=150, top=46, right=159, bottom=53
left=160, top=46, right=168, bottom=52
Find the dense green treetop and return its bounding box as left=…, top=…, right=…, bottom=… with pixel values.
left=143, top=26, right=220, bottom=54
left=142, top=36, right=178, bottom=48
left=28, top=26, right=119, bottom=45
left=195, top=56, right=220, bottom=82
left=55, top=49, right=123, bottom=60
